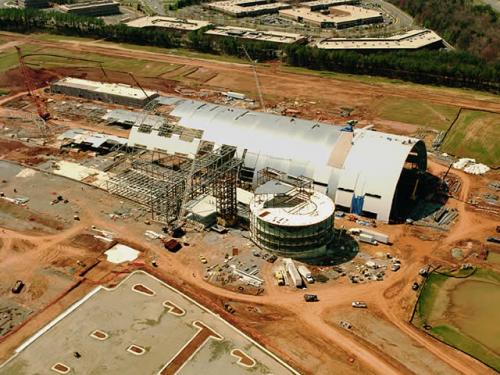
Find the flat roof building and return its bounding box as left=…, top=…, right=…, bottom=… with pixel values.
left=301, top=0, right=357, bottom=11
left=316, top=29, right=445, bottom=50
left=125, top=16, right=212, bottom=32
left=205, top=0, right=291, bottom=17
left=59, top=0, right=120, bottom=16
left=205, top=26, right=306, bottom=44
left=51, top=78, right=158, bottom=108
left=279, top=5, right=383, bottom=28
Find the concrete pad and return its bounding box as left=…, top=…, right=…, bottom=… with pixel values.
left=0, top=271, right=298, bottom=375
left=104, top=244, right=140, bottom=264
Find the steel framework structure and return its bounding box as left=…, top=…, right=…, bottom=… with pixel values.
left=106, top=146, right=242, bottom=225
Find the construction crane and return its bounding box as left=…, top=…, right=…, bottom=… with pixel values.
left=241, top=45, right=265, bottom=111
left=170, top=142, right=203, bottom=237
left=15, top=46, right=50, bottom=121
left=128, top=72, right=152, bottom=101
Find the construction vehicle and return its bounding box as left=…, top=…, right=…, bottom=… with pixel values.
left=267, top=254, right=278, bottom=263
left=15, top=46, right=50, bottom=121
left=487, top=236, right=500, bottom=244
left=303, top=294, right=318, bottom=302
left=391, top=263, right=401, bottom=272
left=223, top=303, right=235, bottom=314
left=339, top=320, right=352, bottom=329
left=274, top=270, right=285, bottom=286
left=351, top=301, right=367, bottom=308
left=298, top=265, right=314, bottom=283
left=211, top=224, right=228, bottom=234
left=11, top=280, right=25, bottom=294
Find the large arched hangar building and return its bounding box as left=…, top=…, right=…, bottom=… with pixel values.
left=127, top=97, right=427, bottom=222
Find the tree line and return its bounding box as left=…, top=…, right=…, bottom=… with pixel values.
left=0, top=8, right=180, bottom=48
left=168, top=0, right=202, bottom=11
left=0, top=8, right=498, bottom=93
left=389, top=0, right=499, bottom=63
left=283, top=44, right=500, bottom=92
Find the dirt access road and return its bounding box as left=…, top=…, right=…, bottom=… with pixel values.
left=0, top=33, right=499, bottom=374
left=2, top=32, right=500, bottom=118
left=1, top=161, right=496, bottom=375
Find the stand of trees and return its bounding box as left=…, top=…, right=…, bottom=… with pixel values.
left=188, top=27, right=279, bottom=61
left=168, top=0, right=202, bottom=11
left=388, top=0, right=499, bottom=62
left=283, top=44, right=500, bottom=92
left=0, top=8, right=180, bottom=48
left=0, top=8, right=498, bottom=93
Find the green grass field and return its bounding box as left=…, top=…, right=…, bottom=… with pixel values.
left=0, top=43, right=180, bottom=77
left=430, top=325, right=500, bottom=371
left=441, top=109, right=500, bottom=166
left=375, top=97, right=460, bottom=131
left=413, top=268, right=500, bottom=371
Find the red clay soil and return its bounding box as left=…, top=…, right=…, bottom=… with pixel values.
left=160, top=321, right=222, bottom=375
left=232, top=349, right=255, bottom=366
left=164, top=301, right=184, bottom=315
left=0, top=67, right=58, bottom=94
left=92, top=330, right=107, bottom=339
left=132, top=284, right=155, bottom=296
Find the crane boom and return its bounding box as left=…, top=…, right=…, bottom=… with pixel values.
left=241, top=45, right=265, bottom=111
left=15, top=46, right=50, bottom=121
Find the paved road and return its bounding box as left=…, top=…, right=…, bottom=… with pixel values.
left=371, top=0, right=414, bottom=29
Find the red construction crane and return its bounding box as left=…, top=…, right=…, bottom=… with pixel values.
left=15, top=46, right=50, bottom=121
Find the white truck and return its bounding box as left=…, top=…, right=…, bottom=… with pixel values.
left=349, top=228, right=390, bottom=245
left=360, top=229, right=390, bottom=244
left=359, top=233, right=378, bottom=245
left=284, top=258, right=303, bottom=288
left=298, top=265, right=314, bottom=283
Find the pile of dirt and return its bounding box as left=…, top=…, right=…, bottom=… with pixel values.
left=68, top=233, right=112, bottom=253
left=0, top=139, right=58, bottom=165
left=0, top=67, right=58, bottom=94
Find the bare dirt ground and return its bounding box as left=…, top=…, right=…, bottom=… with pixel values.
left=0, top=32, right=499, bottom=375
left=0, top=154, right=498, bottom=375
left=0, top=32, right=499, bottom=130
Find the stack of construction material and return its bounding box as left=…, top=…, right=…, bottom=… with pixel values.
left=433, top=207, right=459, bottom=226
left=452, top=158, right=490, bottom=175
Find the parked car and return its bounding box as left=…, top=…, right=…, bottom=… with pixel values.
left=267, top=255, right=278, bottom=263
left=391, top=263, right=401, bottom=272
left=486, top=236, right=500, bottom=244
left=351, top=301, right=367, bottom=308
left=11, top=280, right=24, bottom=294
left=304, top=294, right=319, bottom=302
left=339, top=320, right=352, bottom=329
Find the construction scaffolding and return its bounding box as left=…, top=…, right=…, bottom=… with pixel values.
left=106, top=145, right=242, bottom=225
left=256, top=167, right=314, bottom=192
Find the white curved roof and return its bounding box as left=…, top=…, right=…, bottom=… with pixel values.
left=127, top=96, right=426, bottom=222
left=335, top=130, right=425, bottom=221
left=171, top=100, right=341, bottom=172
